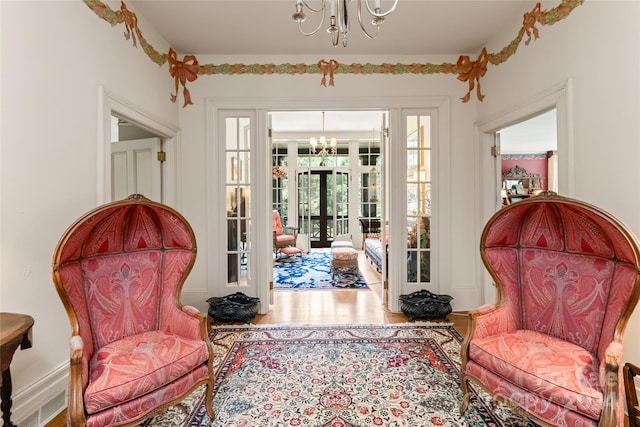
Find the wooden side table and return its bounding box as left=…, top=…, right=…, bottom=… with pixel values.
left=0, top=313, right=34, bottom=427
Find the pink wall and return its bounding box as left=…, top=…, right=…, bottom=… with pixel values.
left=501, top=155, right=548, bottom=190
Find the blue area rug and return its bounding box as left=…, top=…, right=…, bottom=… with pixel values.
left=273, top=250, right=369, bottom=290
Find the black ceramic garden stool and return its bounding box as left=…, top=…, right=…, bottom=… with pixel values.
left=206, top=292, right=260, bottom=323
left=399, top=289, right=453, bottom=321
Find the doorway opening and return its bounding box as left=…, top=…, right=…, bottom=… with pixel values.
left=297, top=169, right=350, bottom=248
left=110, top=115, right=164, bottom=202
left=99, top=86, right=179, bottom=206
left=498, top=108, right=558, bottom=206
left=270, top=109, right=386, bottom=288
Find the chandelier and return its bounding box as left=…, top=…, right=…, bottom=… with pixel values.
left=293, top=0, right=398, bottom=48
left=310, top=112, right=337, bottom=160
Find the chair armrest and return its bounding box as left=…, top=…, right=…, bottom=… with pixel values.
left=468, top=302, right=519, bottom=340
left=182, top=305, right=200, bottom=316
left=68, top=336, right=87, bottom=426
left=160, top=303, right=208, bottom=341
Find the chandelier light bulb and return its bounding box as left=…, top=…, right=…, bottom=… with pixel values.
left=309, top=112, right=337, bottom=159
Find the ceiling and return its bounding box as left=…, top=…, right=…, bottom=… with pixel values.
left=128, top=0, right=535, bottom=56
left=127, top=0, right=556, bottom=152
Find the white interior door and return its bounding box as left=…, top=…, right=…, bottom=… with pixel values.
left=111, top=137, right=162, bottom=201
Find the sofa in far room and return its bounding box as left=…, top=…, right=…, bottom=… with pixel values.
left=364, top=219, right=430, bottom=282
left=364, top=237, right=387, bottom=275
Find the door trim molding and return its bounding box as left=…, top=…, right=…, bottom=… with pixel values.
left=474, top=79, right=573, bottom=305
left=97, top=86, right=180, bottom=207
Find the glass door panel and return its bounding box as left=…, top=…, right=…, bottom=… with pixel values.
left=225, top=117, right=251, bottom=287
left=334, top=169, right=349, bottom=241
left=406, top=114, right=432, bottom=285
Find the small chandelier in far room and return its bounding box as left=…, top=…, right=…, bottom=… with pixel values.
left=310, top=112, right=337, bottom=160
left=292, top=0, right=398, bottom=48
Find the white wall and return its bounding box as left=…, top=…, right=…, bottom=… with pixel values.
left=477, top=0, right=640, bottom=368
left=175, top=56, right=481, bottom=312
left=0, top=1, right=177, bottom=423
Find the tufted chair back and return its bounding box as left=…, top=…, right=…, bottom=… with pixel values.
left=482, top=192, right=639, bottom=359
left=461, top=192, right=640, bottom=427
left=52, top=194, right=214, bottom=427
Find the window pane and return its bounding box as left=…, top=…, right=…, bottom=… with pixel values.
left=238, top=117, right=250, bottom=150
left=238, top=152, right=250, bottom=184
left=406, top=116, right=418, bottom=148
left=227, top=220, right=238, bottom=251
left=407, top=184, right=418, bottom=216
left=226, top=118, right=238, bottom=150
left=420, top=251, right=431, bottom=282
left=418, top=151, right=430, bottom=182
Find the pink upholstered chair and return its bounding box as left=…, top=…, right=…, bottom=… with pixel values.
left=273, top=209, right=298, bottom=256
left=52, top=194, right=215, bottom=427
left=460, top=192, right=640, bottom=427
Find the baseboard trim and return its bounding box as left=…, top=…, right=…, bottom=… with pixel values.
left=12, top=361, right=68, bottom=426
left=181, top=288, right=210, bottom=311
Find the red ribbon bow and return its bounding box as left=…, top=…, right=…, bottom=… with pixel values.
left=168, top=48, right=199, bottom=107
left=523, top=2, right=542, bottom=46
left=318, top=59, right=339, bottom=87
left=456, top=48, right=489, bottom=103
left=120, top=1, right=137, bottom=47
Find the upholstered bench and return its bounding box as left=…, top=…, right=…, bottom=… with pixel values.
left=331, top=246, right=359, bottom=279
left=279, top=246, right=302, bottom=261
left=331, top=241, right=353, bottom=249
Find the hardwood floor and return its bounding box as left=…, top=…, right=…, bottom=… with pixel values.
left=45, top=250, right=467, bottom=427
left=253, top=251, right=468, bottom=333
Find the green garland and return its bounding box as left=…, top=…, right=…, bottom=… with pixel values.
left=83, top=0, right=584, bottom=105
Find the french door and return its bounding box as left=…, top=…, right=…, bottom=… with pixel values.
left=297, top=168, right=349, bottom=248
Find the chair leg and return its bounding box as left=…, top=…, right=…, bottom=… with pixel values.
left=205, top=380, right=216, bottom=420
left=459, top=376, right=471, bottom=414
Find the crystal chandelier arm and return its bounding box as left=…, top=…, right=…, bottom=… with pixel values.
left=297, top=18, right=326, bottom=37
left=357, top=1, right=379, bottom=40
left=357, top=0, right=397, bottom=39
left=362, top=0, right=398, bottom=17
left=302, top=0, right=326, bottom=13
left=294, top=0, right=327, bottom=37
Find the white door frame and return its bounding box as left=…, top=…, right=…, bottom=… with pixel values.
left=206, top=96, right=450, bottom=314
left=474, top=79, right=574, bottom=305
left=97, top=86, right=180, bottom=207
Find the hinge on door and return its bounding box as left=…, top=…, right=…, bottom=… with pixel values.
left=268, top=128, right=273, bottom=138
left=490, top=145, right=500, bottom=157
left=157, top=151, right=166, bottom=162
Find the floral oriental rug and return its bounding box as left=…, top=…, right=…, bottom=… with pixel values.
left=273, top=250, right=369, bottom=290
left=143, top=324, right=535, bottom=427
